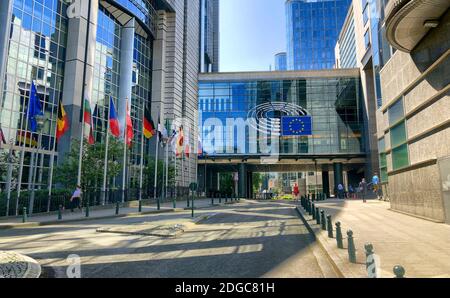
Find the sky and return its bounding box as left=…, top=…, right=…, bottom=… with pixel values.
left=219, top=0, right=286, bottom=72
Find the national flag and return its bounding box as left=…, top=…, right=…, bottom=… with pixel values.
left=281, top=116, right=313, bottom=136
left=83, top=98, right=95, bottom=145
left=0, top=125, right=7, bottom=147
left=198, top=134, right=203, bottom=156
left=169, top=129, right=177, bottom=153
left=143, top=106, right=156, bottom=139
left=28, top=81, right=43, bottom=133
left=184, top=130, right=191, bottom=158
left=158, top=121, right=168, bottom=141
left=56, top=100, right=69, bottom=141
left=176, top=126, right=184, bottom=157
left=125, top=101, right=134, bottom=147
left=108, top=97, right=120, bottom=138
left=16, top=130, right=38, bottom=147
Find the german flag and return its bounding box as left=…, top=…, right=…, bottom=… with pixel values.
left=56, top=100, right=69, bottom=141
left=143, top=107, right=156, bottom=139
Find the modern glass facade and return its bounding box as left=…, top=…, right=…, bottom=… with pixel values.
left=0, top=0, right=69, bottom=191
left=0, top=0, right=166, bottom=216
left=286, top=0, right=352, bottom=70
left=274, top=52, right=287, bottom=71
left=336, top=7, right=357, bottom=68
left=198, top=74, right=364, bottom=158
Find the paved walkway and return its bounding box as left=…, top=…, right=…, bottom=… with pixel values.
left=0, top=198, right=236, bottom=229
left=298, top=199, right=450, bottom=278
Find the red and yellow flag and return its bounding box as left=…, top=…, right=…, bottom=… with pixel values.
left=56, top=100, right=69, bottom=141
left=143, top=107, right=156, bottom=139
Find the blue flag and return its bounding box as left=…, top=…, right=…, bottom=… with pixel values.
left=281, top=116, right=312, bottom=136
left=27, top=81, right=43, bottom=132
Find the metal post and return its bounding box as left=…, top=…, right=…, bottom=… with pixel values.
left=139, top=199, right=142, bottom=212
left=347, top=230, right=357, bottom=263
left=321, top=210, right=326, bottom=230
left=22, top=207, right=27, bottom=223
left=312, top=203, right=316, bottom=220
left=191, top=190, right=195, bottom=218
left=336, top=222, right=344, bottom=249
left=393, top=266, right=406, bottom=278
left=316, top=208, right=321, bottom=225
left=58, top=205, right=62, bottom=220
left=85, top=198, right=90, bottom=218
left=327, top=215, right=333, bottom=238
left=115, top=200, right=120, bottom=215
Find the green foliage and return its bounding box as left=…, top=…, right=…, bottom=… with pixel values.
left=143, top=157, right=175, bottom=189
left=219, top=172, right=234, bottom=195
left=54, top=137, right=124, bottom=191
left=252, top=173, right=263, bottom=193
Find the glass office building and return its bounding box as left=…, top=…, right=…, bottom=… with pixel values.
left=274, top=52, right=287, bottom=71
left=0, top=0, right=159, bottom=215
left=198, top=70, right=366, bottom=198
left=199, top=75, right=364, bottom=157
left=286, top=0, right=352, bottom=70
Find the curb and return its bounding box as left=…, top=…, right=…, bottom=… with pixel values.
left=294, top=207, right=345, bottom=278
left=0, top=201, right=243, bottom=231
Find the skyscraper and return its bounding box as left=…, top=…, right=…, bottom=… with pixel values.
left=274, top=52, right=287, bottom=71
left=286, top=0, right=352, bottom=70
left=200, top=0, right=220, bottom=73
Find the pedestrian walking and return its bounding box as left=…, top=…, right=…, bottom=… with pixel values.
left=372, top=172, right=381, bottom=200
left=293, top=183, right=300, bottom=201
left=337, top=183, right=345, bottom=199
left=359, top=179, right=368, bottom=203
left=70, top=185, right=83, bottom=212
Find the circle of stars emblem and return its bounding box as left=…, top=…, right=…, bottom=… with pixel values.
left=289, top=118, right=306, bottom=134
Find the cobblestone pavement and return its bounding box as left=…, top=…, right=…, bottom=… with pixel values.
left=0, top=251, right=41, bottom=278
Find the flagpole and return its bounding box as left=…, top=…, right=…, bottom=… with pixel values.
left=165, top=138, right=169, bottom=201
left=139, top=101, right=145, bottom=203
left=16, top=81, right=32, bottom=216
left=121, top=100, right=128, bottom=204
left=77, top=97, right=86, bottom=189
left=153, top=123, right=160, bottom=204
left=5, top=141, right=13, bottom=216
left=47, top=119, right=58, bottom=212
left=101, top=101, right=111, bottom=206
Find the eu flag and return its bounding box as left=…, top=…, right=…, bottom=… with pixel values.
left=27, top=81, right=43, bottom=133
left=282, top=116, right=312, bottom=136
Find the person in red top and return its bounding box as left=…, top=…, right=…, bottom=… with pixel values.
left=293, top=183, right=300, bottom=201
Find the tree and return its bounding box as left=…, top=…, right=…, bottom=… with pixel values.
left=0, top=148, right=20, bottom=192
left=54, top=138, right=123, bottom=191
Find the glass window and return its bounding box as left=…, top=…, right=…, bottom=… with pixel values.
left=364, top=29, right=370, bottom=49
left=388, top=98, right=404, bottom=126
left=390, top=121, right=407, bottom=148
left=392, top=144, right=409, bottom=170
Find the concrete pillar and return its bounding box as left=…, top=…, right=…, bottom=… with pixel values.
left=0, top=0, right=13, bottom=104
left=60, top=0, right=99, bottom=161
left=118, top=19, right=135, bottom=136
left=322, top=171, right=330, bottom=198
left=238, top=164, right=248, bottom=198
left=333, top=163, right=344, bottom=194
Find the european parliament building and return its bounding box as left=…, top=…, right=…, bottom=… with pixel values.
left=198, top=69, right=367, bottom=199
left=0, top=0, right=219, bottom=216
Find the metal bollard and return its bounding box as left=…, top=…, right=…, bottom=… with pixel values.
left=211, top=196, right=214, bottom=206
left=22, top=207, right=27, bottom=223
left=321, top=210, right=326, bottom=230
left=347, top=230, right=357, bottom=263
left=115, top=200, right=120, bottom=215
left=138, top=200, right=142, bottom=212
left=85, top=199, right=90, bottom=218
left=58, top=205, right=63, bottom=221
left=327, top=215, right=333, bottom=238
left=225, top=195, right=228, bottom=203
left=219, top=194, right=222, bottom=204
left=393, top=266, right=406, bottom=278
left=187, top=194, right=190, bottom=208
left=365, top=243, right=377, bottom=278
left=316, top=208, right=321, bottom=225
left=335, top=222, right=344, bottom=249
left=312, top=204, right=316, bottom=220
left=157, top=198, right=161, bottom=211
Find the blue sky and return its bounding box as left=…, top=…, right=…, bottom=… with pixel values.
left=219, top=0, right=286, bottom=72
